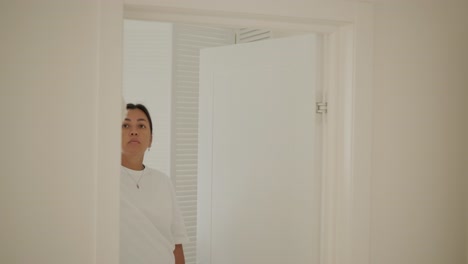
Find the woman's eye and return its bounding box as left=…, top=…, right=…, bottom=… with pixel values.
left=139, top=124, right=146, bottom=129
left=122, top=124, right=129, bottom=128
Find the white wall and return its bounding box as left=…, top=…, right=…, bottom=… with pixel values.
left=123, top=20, right=173, bottom=175
left=371, top=1, right=467, bottom=263
left=0, top=1, right=122, bottom=264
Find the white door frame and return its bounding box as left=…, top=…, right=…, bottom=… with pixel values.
left=122, top=4, right=374, bottom=264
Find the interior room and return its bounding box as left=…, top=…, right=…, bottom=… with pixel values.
left=0, top=1, right=466, bottom=264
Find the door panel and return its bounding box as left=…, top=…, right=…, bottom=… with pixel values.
left=198, top=34, right=321, bottom=264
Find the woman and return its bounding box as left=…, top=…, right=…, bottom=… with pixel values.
left=120, top=103, right=188, bottom=264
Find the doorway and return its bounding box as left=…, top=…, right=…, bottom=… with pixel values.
left=123, top=20, right=321, bottom=264
left=121, top=4, right=373, bottom=264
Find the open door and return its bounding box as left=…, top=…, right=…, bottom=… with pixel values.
left=198, top=34, right=321, bottom=264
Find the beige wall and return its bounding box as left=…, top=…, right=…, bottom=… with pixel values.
left=371, top=1, right=467, bottom=264
left=0, top=2, right=97, bottom=263
left=0, top=1, right=122, bottom=263
left=465, top=9, right=468, bottom=261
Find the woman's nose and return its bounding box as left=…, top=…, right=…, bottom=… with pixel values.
left=130, top=130, right=138, bottom=136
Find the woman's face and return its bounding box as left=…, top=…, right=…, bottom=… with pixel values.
left=121, top=109, right=153, bottom=157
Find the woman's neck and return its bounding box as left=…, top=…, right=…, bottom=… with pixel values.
left=121, top=155, right=145, bottom=171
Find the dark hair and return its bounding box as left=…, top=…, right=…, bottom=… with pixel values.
left=126, top=103, right=153, bottom=134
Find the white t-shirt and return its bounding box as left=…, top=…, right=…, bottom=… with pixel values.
left=120, top=166, right=189, bottom=264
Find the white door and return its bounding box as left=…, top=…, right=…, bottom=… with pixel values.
left=198, top=34, right=322, bottom=264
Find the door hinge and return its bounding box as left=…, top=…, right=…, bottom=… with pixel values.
left=316, top=102, right=328, bottom=114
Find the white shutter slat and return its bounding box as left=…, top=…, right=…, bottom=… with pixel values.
left=236, top=28, right=273, bottom=43
left=172, top=23, right=234, bottom=264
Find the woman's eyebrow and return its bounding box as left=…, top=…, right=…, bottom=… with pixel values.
left=124, top=118, right=148, bottom=122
